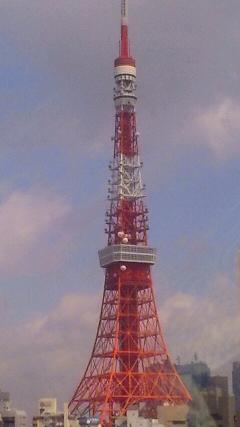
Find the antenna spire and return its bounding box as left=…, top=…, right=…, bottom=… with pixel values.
left=120, top=0, right=129, bottom=57
left=121, top=0, right=128, bottom=25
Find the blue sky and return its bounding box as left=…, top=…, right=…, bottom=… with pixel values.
left=0, top=0, right=240, bottom=418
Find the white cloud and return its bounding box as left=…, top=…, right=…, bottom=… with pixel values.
left=161, top=274, right=240, bottom=371
left=194, top=98, right=240, bottom=159
left=0, top=189, right=72, bottom=276
left=0, top=291, right=101, bottom=416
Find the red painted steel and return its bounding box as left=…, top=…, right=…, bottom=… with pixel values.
left=68, top=5, right=191, bottom=426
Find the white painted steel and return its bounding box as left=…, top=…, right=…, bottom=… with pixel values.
left=99, top=244, right=156, bottom=267
left=114, top=65, right=136, bottom=77
left=108, top=154, right=144, bottom=200
left=121, top=0, right=128, bottom=25
left=114, top=66, right=137, bottom=108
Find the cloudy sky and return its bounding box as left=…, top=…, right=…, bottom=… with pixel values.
left=1, top=0, right=240, bottom=418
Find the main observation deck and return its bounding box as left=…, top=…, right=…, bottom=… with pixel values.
left=98, top=244, right=156, bottom=268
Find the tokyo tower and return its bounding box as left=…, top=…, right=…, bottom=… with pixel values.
left=68, top=1, right=191, bottom=425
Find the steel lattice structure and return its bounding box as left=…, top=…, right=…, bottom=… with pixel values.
left=68, top=1, right=191, bottom=425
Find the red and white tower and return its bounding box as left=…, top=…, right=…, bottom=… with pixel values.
left=68, top=1, right=191, bottom=425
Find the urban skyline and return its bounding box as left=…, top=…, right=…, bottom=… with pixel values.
left=0, top=0, right=239, bottom=419
left=1, top=356, right=238, bottom=427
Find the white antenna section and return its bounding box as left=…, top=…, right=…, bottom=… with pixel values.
left=121, top=0, right=128, bottom=25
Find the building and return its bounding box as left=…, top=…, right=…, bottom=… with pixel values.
left=177, top=361, right=235, bottom=427
left=234, top=414, right=240, bottom=427
left=33, top=399, right=78, bottom=427
left=201, top=376, right=232, bottom=427
left=177, top=361, right=211, bottom=389
left=115, top=408, right=165, bottom=427
left=233, top=362, right=240, bottom=412
left=0, top=390, right=27, bottom=427
left=157, top=405, right=188, bottom=427
left=114, top=406, right=188, bottom=427
left=38, top=398, right=57, bottom=417
left=233, top=362, right=240, bottom=427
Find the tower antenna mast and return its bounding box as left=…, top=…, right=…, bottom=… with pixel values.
left=120, top=0, right=129, bottom=57
left=121, top=0, right=128, bottom=24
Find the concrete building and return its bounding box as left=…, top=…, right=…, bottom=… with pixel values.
left=157, top=405, right=188, bottom=427
left=115, top=408, right=164, bottom=427
left=177, top=361, right=211, bottom=389
left=0, top=390, right=27, bottom=427
left=115, top=406, right=188, bottom=427
left=234, top=414, right=240, bottom=427
left=177, top=361, right=235, bottom=427
left=33, top=399, right=78, bottom=427
left=38, top=398, right=57, bottom=417
left=200, top=376, right=232, bottom=427
left=233, top=362, right=240, bottom=413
